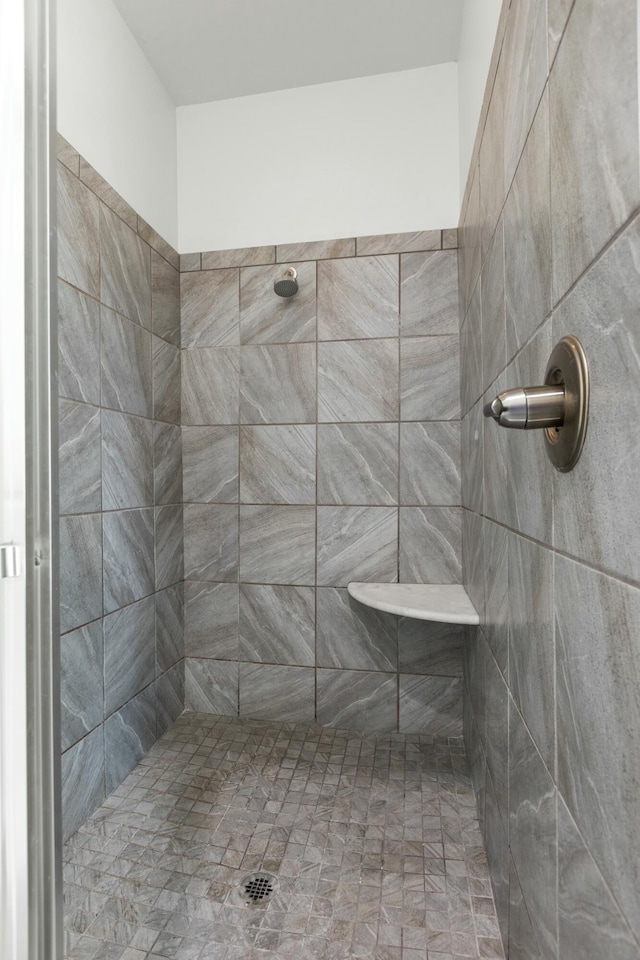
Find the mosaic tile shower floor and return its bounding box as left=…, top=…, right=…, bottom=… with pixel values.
left=64, top=713, right=504, bottom=960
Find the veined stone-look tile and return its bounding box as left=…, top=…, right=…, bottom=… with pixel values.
left=79, top=158, right=137, bottom=231
left=317, top=669, right=397, bottom=733
left=101, top=307, right=152, bottom=418
left=180, top=252, right=201, bottom=272
left=240, top=343, right=316, bottom=423
left=137, top=217, right=179, bottom=270
left=60, top=621, right=104, bottom=751
left=57, top=133, right=79, bottom=174
left=103, top=595, right=155, bottom=716
left=557, top=795, right=639, bottom=960
left=151, top=251, right=180, bottom=346
left=481, top=220, right=506, bottom=390
left=318, top=255, right=398, bottom=341
left=483, top=519, right=508, bottom=677
left=58, top=281, right=101, bottom=405
left=479, top=57, right=505, bottom=263
left=502, top=0, right=548, bottom=194
left=59, top=399, right=101, bottom=515
left=240, top=425, right=316, bottom=504
left=505, top=90, right=552, bottom=361
left=103, top=508, right=155, bottom=613
left=61, top=727, right=105, bottom=841
left=239, top=663, right=314, bottom=722
left=186, top=659, right=238, bottom=716
left=550, top=0, right=639, bottom=303
left=102, top=410, right=153, bottom=510
left=155, top=504, right=184, bottom=590
left=152, top=336, right=181, bottom=424
left=399, top=507, right=462, bottom=584
left=556, top=554, right=640, bottom=941
left=509, top=853, right=543, bottom=959
left=202, top=245, right=276, bottom=269
left=57, top=163, right=100, bottom=298
left=356, top=230, right=441, bottom=256
left=463, top=507, right=484, bottom=622
left=316, top=587, right=397, bottom=672
left=552, top=217, right=640, bottom=582
left=400, top=251, right=458, bottom=337
left=483, top=369, right=510, bottom=526
left=100, top=205, right=151, bottom=329
left=183, top=425, right=238, bottom=503
left=399, top=675, right=463, bottom=736
left=548, top=0, right=574, bottom=60
left=59, top=514, right=102, bottom=634
left=104, top=685, right=157, bottom=794
left=157, top=662, right=185, bottom=735
left=400, top=422, right=460, bottom=506
left=153, top=422, right=182, bottom=505
left=317, top=506, right=398, bottom=587
left=156, top=582, right=184, bottom=674
left=317, top=423, right=398, bottom=506
left=484, top=766, right=510, bottom=947
left=400, top=336, right=460, bottom=422
left=239, top=505, right=315, bottom=585
left=184, top=581, right=238, bottom=660
left=509, top=700, right=558, bottom=959
left=508, top=533, right=554, bottom=772
left=276, top=237, right=355, bottom=262
left=461, top=401, right=483, bottom=515
left=182, top=347, right=239, bottom=425
left=398, top=619, right=463, bottom=676
left=184, top=504, right=238, bottom=582
left=318, top=339, right=399, bottom=422
left=239, top=584, right=315, bottom=666
left=484, top=650, right=509, bottom=830
left=181, top=267, right=239, bottom=347
left=460, top=286, right=482, bottom=418
left=459, top=168, right=481, bottom=320
left=442, top=228, right=458, bottom=250
left=240, top=260, right=316, bottom=344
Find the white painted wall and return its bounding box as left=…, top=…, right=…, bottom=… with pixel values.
left=57, top=0, right=178, bottom=247
left=457, top=0, right=502, bottom=197
left=177, top=65, right=460, bottom=253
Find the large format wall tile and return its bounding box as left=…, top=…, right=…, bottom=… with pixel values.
left=182, top=347, right=239, bottom=425
left=153, top=336, right=181, bottom=424
left=80, top=159, right=137, bottom=231
left=181, top=267, right=239, bottom=347
left=398, top=675, right=463, bottom=736
left=103, top=508, right=155, bottom=613
left=399, top=507, right=462, bottom=583
left=317, top=423, right=398, bottom=505
left=186, top=658, right=238, bottom=715
left=153, top=422, right=183, bottom=505
left=400, top=422, right=460, bottom=506
left=240, top=260, right=316, bottom=344
left=101, top=307, right=152, bottom=418
left=240, top=343, right=316, bottom=423
left=102, top=410, right=153, bottom=510
left=103, top=596, right=155, bottom=716
left=183, top=425, right=238, bottom=503
left=239, top=663, right=314, bottom=722
left=240, top=505, right=315, bottom=585
left=550, top=0, right=639, bottom=302
left=318, top=339, right=398, bottom=421
left=480, top=221, right=506, bottom=390
left=400, top=336, right=460, bottom=421
left=59, top=399, right=102, bottom=515
left=58, top=281, right=101, bottom=404
left=239, top=584, right=315, bottom=666
left=356, top=230, right=441, bottom=256
left=400, top=251, right=458, bottom=336
left=155, top=504, right=184, bottom=590
left=460, top=289, right=482, bottom=417
left=57, top=163, right=100, bottom=298
left=398, top=619, right=463, bottom=677
left=59, top=514, right=102, bottom=634
left=157, top=662, right=185, bottom=735
left=184, top=504, right=238, bottom=581
left=318, top=255, right=398, bottom=340
left=60, top=621, right=104, bottom=751
left=317, top=669, right=397, bottom=732
left=104, top=686, right=157, bottom=794
left=151, top=250, right=180, bottom=346
left=316, top=587, right=397, bottom=672
left=100, top=205, right=151, bottom=328
left=317, top=506, right=398, bottom=586
left=240, top=425, right=316, bottom=504
left=156, top=582, right=184, bottom=673
left=184, top=581, right=238, bottom=659
left=61, top=727, right=105, bottom=840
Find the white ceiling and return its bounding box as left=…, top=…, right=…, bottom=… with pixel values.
left=112, top=0, right=465, bottom=106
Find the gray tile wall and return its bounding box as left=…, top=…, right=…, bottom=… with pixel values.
left=459, top=1, right=640, bottom=957
left=57, top=134, right=184, bottom=840
left=181, top=230, right=465, bottom=737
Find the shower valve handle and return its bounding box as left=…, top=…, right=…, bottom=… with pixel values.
left=483, top=385, right=565, bottom=429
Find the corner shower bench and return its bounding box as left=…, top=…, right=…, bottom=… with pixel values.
left=346, top=583, right=479, bottom=625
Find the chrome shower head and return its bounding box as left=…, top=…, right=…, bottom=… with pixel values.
left=274, top=267, right=298, bottom=298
